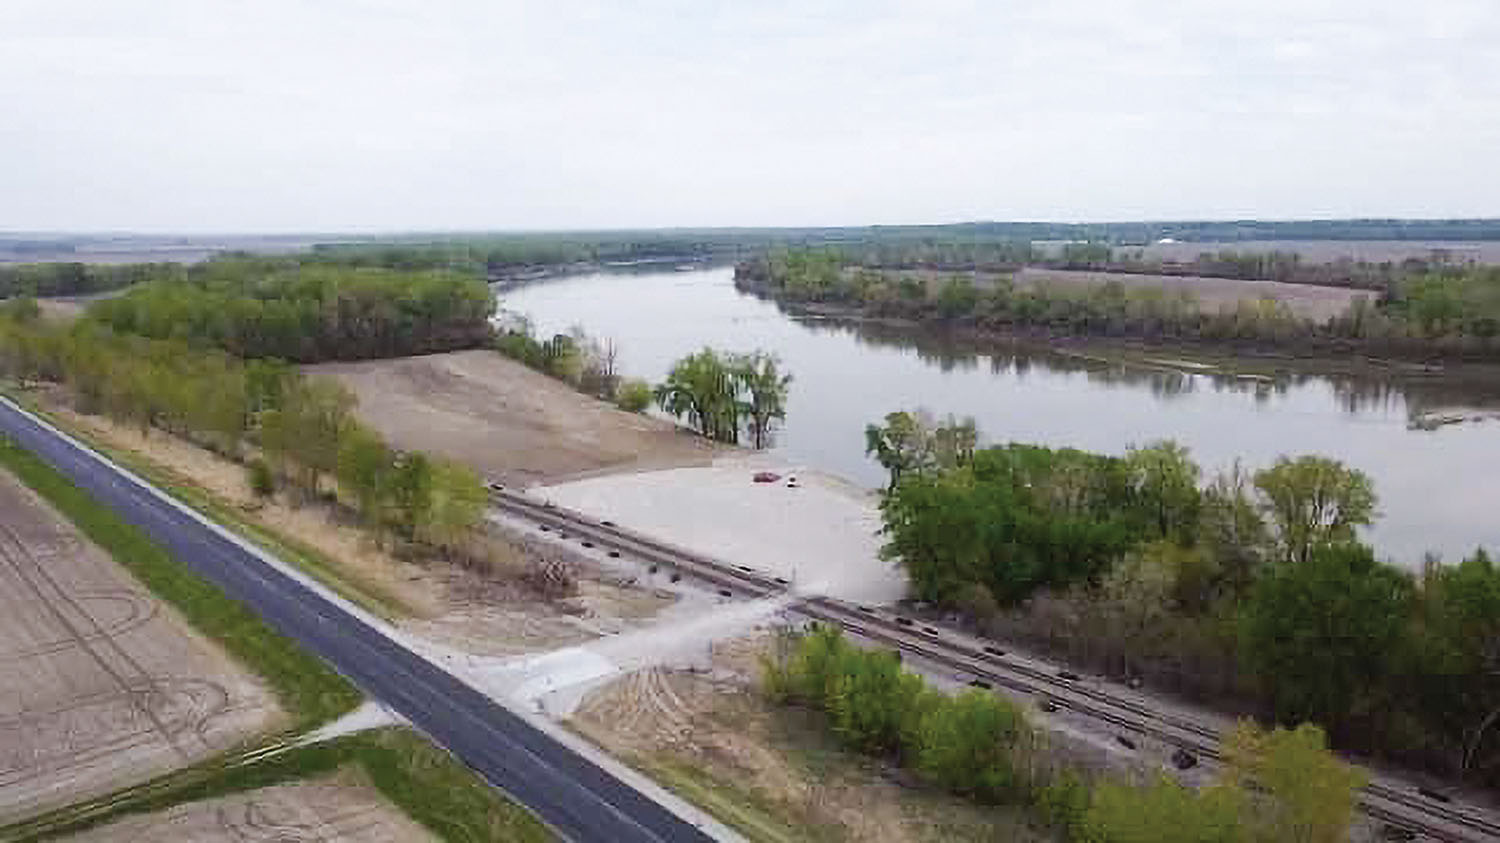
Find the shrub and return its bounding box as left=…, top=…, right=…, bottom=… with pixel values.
left=247, top=458, right=276, bottom=498
left=615, top=378, right=652, bottom=413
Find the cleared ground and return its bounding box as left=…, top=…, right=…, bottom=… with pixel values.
left=1013, top=267, right=1377, bottom=321
left=539, top=456, right=906, bottom=605
left=64, top=774, right=435, bottom=843
left=0, top=469, right=282, bottom=824
left=307, top=350, right=721, bottom=486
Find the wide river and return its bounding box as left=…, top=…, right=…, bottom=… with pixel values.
left=501, top=266, right=1500, bottom=567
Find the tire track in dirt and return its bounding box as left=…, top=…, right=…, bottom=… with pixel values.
left=0, top=589, right=159, bottom=662
left=0, top=520, right=197, bottom=767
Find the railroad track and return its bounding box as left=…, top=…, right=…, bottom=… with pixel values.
left=489, top=486, right=1500, bottom=843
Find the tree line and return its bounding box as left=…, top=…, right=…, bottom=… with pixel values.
left=763, top=623, right=1367, bottom=843
left=738, top=250, right=1500, bottom=361
left=0, top=307, right=488, bottom=557
left=0, top=261, right=185, bottom=299
left=86, top=258, right=495, bottom=362
left=867, top=411, right=1500, bottom=787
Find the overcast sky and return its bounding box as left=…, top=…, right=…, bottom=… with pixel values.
left=3, top=0, right=1498, bottom=232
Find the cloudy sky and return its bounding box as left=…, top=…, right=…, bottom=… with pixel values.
left=3, top=0, right=1497, bottom=232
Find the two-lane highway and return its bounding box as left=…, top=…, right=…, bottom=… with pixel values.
left=0, top=395, right=715, bottom=843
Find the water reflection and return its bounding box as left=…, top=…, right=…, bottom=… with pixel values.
left=500, top=267, right=1500, bottom=564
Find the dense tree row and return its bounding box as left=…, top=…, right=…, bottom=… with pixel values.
left=762, top=624, right=1366, bottom=842
left=0, top=261, right=184, bottom=299
left=318, top=219, right=1500, bottom=275
left=87, top=258, right=495, bottom=362
left=739, top=251, right=1500, bottom=360
left=868, top=413, right=1500, bottom=785
left=0, top=311, right=486, bottom=555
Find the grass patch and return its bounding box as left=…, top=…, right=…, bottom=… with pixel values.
left=630, top=754, right=843, bottom=843
left=1, top=386, right=412, bottom=619
left=4, top=728, right=555, bottom=842
left=0, top=435, right=360, bottom=731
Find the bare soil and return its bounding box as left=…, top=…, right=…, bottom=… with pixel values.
left=307, top=350, right=722, bottom=486
left=63, top=771, right=435, bottom=842
left=570, top=638, right=1053, bottom=843
left=0, top=469, right=283, bottom=824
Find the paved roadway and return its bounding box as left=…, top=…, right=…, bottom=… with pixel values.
left=0, top=396, right=715, bottom=843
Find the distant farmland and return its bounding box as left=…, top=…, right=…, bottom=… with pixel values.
left=1013, top=268, right=1377, bottom=322
left=1122, top=239, right=1500, bottom=265
left=858, top=266, right=1379, bottom=322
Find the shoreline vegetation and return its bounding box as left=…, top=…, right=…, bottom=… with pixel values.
left=864, top=412, right=1500, bottom=791
left=494, top=319, right=793, bottom=449
left=734, top=247, right=1500, bottom=363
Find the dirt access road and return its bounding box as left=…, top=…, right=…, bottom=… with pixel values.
left=308, top=350, right=721, bottom=486
left=0, top=469, right=281, bottom=824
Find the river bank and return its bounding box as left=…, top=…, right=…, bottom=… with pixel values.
left=769, top=294, right=1500, bottom=390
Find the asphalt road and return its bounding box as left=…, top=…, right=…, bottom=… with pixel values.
left=0, top=396, right=716, bottom=843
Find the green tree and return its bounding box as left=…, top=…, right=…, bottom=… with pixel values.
left=915, top=689, right=1030, bottom=802
left=1125, top=440, right=1201, bottom=540
left=418, top=459, right=487, bottom=553
left=1253, top=456, right=1377, bottom=564
left=826, top=647, right=925, bottom=756
left=930, top=414, right=977, bottom=471
left=1199, top=462, right=1270, bottom=597
left=614, top=378, right=653, bottom=413
left=1241, top=543, right=1413, bottom=725
left=935, top=277, right=979, bottom=319
left=864, top=411, right=933, bottom=490
left=247, top=458, right=276, bottom=499
left=1221, top=722, right=1365, bottom=843
left=654, top=348, right=740, bottom=443
left=1081, top=777, right=1245, bottom=843
left=1408, top=549, right=1500, bottom=777
left=732, top=352, right=792, bottom=449
left=337, top=423, right=394, bottom=528
left=388, top=452, right=433, bottom=540
left=259, top=378, right=354, bottom=497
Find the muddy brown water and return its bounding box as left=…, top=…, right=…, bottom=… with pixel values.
left=500, top=266, right=1500, bottom=567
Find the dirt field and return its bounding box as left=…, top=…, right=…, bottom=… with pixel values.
left=307, top=350, right=721, bottom=486
left=1014, top=268, right=1375, bottom=321
left=64, top=773, right=435, bottom=842
left=1125, top=239, right=1500, bottom=265
left=0, top=470, right=282, bottom=824
left=570, top=639, right=1052, bottom=843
